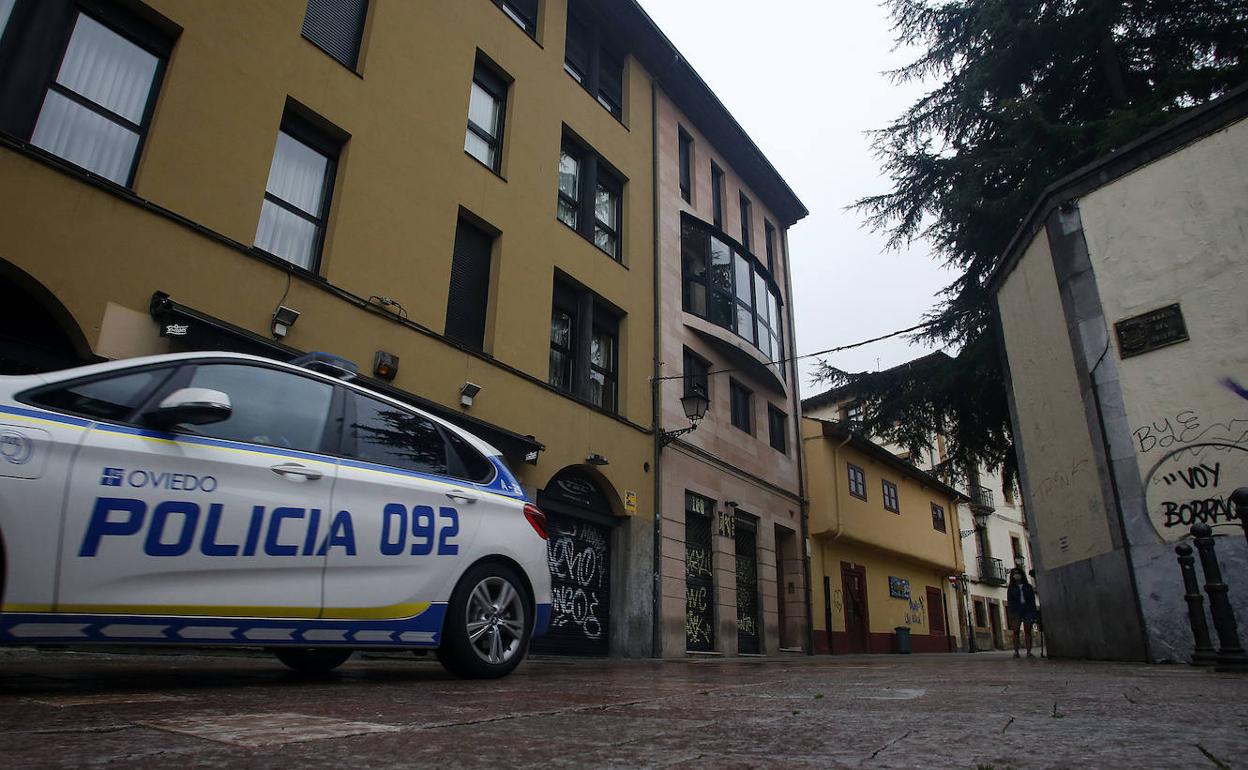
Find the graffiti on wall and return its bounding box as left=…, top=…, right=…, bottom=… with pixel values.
left=1132, top=403, right=1248, bottom=541
left=903, top=596, right=926, bottom=627
left=685, top=586, right=712, bottom=646
left=547, top=519, right=608, bottom=640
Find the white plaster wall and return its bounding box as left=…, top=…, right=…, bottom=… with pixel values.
left=1078, top=116, right=1248, bottom=544
left=997, top=235, right=1115, bottom=569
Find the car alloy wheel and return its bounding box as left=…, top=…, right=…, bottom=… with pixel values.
left=464, top=575, right=527, bottom=666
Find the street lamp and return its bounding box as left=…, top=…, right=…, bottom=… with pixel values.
left=659, top=387, right=709, bottom=448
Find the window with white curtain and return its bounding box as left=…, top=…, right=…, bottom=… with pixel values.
left=29, top=13, right=160, bottom=186
left=254, top=117, right=339, bottom=271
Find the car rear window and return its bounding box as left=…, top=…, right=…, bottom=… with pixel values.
left=350, top=393, right=448, bottom=476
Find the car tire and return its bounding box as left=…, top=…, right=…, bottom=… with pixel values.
left=272, top=647, right=353, bottom=674
left=436, top=562, right=532, bottom=679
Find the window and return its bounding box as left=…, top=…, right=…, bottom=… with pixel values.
left=842, top=401, right=863, bottom=427
left=492, top=0, right=538, bottom=36
left=465, top=56, right=509, bottom=171
left=350, top=392, right=447, bottom=476
left=680, top=214, right=784, bottom=376
left=301, top=0, right=368, bottom=70
left=27, top=368, right=173, bottom=422
left=0, top=0, right=14, bottom=39
left=549, top=276, right=621, bottom=413
left=767, top=404, right=787, bottom=453
left=729, top=379, right=751, bottom=433
left=882, top=479, right=900, bottom=513
left=683, top=347, right=710, bottom=401
left=21, top=11, right=168, bottom=187
left=764, top=221, right=776, bottom=274
left=847, top=463, right=867, bottom=500
left=973, top=599, right=987, bottom=628
left=445, top=215, right=494, bottom=351
left=1003, top=483, right=1016, bottom=506
left=711, top=163, right=725, bottom=228
left=739, top=193, right=752, bottom=251
left=1011, top=535, right=1025, bottom=564
left=186, top=364, right=334, bottom=453
left=556, top=132, right=623, bottom=260
left=254, top=108, right=343, bottom=271
left=931, top=503, right=947, bottom=533
left=564, top=0, right=623, bottom=119
left=677, top=126, right=693, bottom=203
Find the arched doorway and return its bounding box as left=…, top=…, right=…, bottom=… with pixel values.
left=0, top=264, right=91, bottom=374
left=530, top=467, right=619, bottom=657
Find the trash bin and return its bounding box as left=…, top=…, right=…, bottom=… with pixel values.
left=894, top=626, right=912, bottom=654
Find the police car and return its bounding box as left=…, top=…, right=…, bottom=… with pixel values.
left=0, top=351, right=552, bottom=678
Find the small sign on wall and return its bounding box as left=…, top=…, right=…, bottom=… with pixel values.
left=889, top=576, right=910, bottom=599
left=1114, top=303, right=1188, bottom=359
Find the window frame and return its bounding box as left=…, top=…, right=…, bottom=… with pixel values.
left=767, top=404, right=787, bottom=454
left=8, top=4, right=175, bottom=190
left=882, top=479, right=900, bottom=513
left=465, top=55, right=510, bottom=173
left=729, top=378, right=752, bottom=434
left=548, top=275, right=623, bottom=415
left=739, top=192, right=752, bottom=251
left=491, top=0, right=538, bottom=38
left=300, top=0, right=369, bottom=71
left=253, top=108, right=342, bottom=273
left=847, top=463, right=867, bottom=501
left=557, top=130, right=624, bottom=261
left=682, top=347, right=710, bottom=402
left=710, top=162, right=724, bottom=228
left=588, top=322, right=618, bottom=413
left=764, top=220, right=776, bottom=274
left=444, top=212, right=496, bottom=351
left=563, top=0, right=623, bottom=120
left=680, top=213, right=785, bottom=372
left=677, top=125, right=693, bottom=203
left=931, top=502, right=947, bottom=533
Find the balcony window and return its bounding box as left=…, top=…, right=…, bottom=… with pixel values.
left=680, top=214, right=785, bottom=375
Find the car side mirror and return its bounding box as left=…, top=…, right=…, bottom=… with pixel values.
left=143, top=388, right=232, bottom=428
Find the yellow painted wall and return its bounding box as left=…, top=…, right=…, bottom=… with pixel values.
left=0, top=0, right=657, bottom=505
left=811, top=541, right=954, bottom=637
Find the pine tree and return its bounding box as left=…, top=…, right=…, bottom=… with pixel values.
left=816, top=0, right=1248, bottom=487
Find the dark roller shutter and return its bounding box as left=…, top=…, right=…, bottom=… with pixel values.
left=531, top=511, right=611, bottom=656
left=685, top=494, right=715, bottom=652
left=301, top=0, right=368, bottom=70
left=445, top=218, right=493, bottom=350
left=735, top=514, right=760, bottom=654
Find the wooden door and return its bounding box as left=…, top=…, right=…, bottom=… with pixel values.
left=926, top=586, right=946, bottom=640
left=841, top=562, right=869, bottom=654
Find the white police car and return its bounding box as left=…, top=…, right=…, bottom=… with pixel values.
left=0, top=351, right=551, bottom=678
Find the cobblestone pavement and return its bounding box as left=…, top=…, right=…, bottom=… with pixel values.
left=1, top=647, right=1245, bottom=769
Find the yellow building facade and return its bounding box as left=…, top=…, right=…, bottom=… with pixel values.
left=0, top=0, right=804, bottom=656
left=802, top=418, right=965, bottom=654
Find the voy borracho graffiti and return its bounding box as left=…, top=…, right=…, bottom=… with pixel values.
left=1144, top=443, right=1248, bottom=541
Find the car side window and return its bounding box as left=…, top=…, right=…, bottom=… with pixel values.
left=350, top=392, right=448, bottom=477
left=27, top=368, right=174, bottom=421
left=183, top=364, right=333, bottom=452
left=444, top=429, right=496, bottom=484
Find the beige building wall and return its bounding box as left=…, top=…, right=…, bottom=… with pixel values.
left=1077, top=116, right=1248, bottom=544
left=653, top=88, right=807, bottom=657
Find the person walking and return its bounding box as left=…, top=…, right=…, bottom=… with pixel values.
left=1006, top=568, right=1038, bottom=658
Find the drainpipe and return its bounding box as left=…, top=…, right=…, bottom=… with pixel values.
left=649, top=74, right=664, bottom=660
left=782, top=226, right=814, bottom=655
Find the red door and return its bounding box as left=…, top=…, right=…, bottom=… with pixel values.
left=841, top=562, right=869, bottom=654
left=926, top=586, right=947, bottom=649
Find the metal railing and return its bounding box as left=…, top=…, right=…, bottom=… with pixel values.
left=978, top=556, right=1008, bottom=585
left=971, top=484, right=995, bottom=512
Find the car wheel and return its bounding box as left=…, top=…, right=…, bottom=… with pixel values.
left=272, top=647, right=353, bottom=674
left=436, top=562, right=532, bottom=679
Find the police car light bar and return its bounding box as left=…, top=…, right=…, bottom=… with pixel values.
left=291, top=352, right=359, bottom=380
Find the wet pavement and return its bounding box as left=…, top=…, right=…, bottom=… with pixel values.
left=1, top=646, right=1245, bottom=769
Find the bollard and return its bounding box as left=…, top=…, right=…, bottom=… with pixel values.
left=1175, top=544, right=1218, bottom=666
left=1233, top=488, right=1248, bottom=547
left=1191, top=523, right=1248, bottom=672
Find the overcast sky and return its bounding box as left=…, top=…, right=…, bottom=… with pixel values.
left=636, top=0, right=952, bottom=397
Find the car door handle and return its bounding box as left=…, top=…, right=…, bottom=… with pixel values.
left=270, top=463, right=324, bottom=481
left=446, top=490, right=479, bottom=504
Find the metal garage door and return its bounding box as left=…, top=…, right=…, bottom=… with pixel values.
left=530, top=511, right=611, bottom=656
